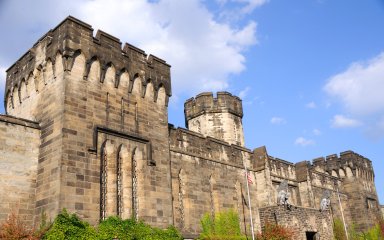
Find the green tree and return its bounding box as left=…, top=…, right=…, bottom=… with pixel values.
left=198, top=209, right=246, bottom=240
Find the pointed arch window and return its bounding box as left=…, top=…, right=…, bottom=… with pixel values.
left=132, top=148, right=139, bottom=220
left=100, top=147, right=108, bottom=220
left=178, top=170, right=185, bottom=228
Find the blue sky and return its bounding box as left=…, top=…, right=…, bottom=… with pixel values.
left=0, top=0, right=383, bottom=203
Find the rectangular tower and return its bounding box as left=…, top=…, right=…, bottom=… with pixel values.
left=4, top=16, right=173, bottom=226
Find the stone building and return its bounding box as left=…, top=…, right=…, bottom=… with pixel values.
left=0, top=16, right=382, bottom=239
left=381, top=205, right=384, bottom=219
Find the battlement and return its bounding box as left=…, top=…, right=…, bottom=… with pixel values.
left=184, top=91, right=243, bottom=120
left=4, top=16, right=172, bottom=111
left=309, top=151, right=374, bottom=181
left=168, top=125, right=256, bottom=170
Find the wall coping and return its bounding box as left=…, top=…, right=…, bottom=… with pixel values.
left=0, top=114, right=40, bottom=129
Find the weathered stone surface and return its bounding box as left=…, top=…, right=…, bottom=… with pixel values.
left=0, top=16, right=381, bottom=239
left=259, top=206, right=333, bottom=240
left=0, top=115, right=40, bottom=225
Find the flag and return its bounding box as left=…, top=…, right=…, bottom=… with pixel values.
left=244, top=170, right=253, bottom=184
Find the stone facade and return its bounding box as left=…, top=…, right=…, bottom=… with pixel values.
left=0, top=115, right=40, bottom=226
left=259, top=206, right=333, bottom=240
left=1, top=16, right=382, bottom=239
left=381, top=205, right=384, bottom=219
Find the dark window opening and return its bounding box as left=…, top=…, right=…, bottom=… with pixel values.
left=306, top=231, right=317, bottom=240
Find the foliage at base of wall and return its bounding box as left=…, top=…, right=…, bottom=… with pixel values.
left=0, top=209, right=182, bottom=240
left=333, top=218, right=384, bottom=240
left=198, top=209, right=247, bottom=240
left=255, top=223, right=294, bottom=240
left=0, top=211, right=44, bottom=240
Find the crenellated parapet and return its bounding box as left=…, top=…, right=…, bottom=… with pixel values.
left=168, top=125, right=255, bottom=169
left=5, top=16, right=172, bottom=112
left=309, top=150, right=374, bottom=182
left=184, top=92, right=245, bottom=146
left=184, top=91, right=243, bottom=121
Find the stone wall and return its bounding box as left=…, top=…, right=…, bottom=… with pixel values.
left=259, top=206, right=334, bottom=240
left=169, top=126, right=260, bottom=238
left=184, top=92, right=245, bottom=146
left=1, top=16, right=382, bottom=238
left=0, top=115, right=40, bottom=226
left=4, top=16, right=173, bottom=226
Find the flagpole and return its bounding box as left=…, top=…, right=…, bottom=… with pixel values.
left=336, top=186, right=348, bottom=240
left=244, top=164, right=255, bottom=240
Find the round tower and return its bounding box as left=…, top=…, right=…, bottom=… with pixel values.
left=184, top=91, right=245, bottom=146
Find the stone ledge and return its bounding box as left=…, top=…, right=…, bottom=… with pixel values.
left=0, top=114, right=40, bottom=129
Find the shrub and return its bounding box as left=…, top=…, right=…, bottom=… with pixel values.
left=42, top=209, right=97, bottom=240
left=333, top=219, right=347, bottom=240
left=42, top=209, right=182, bottom=240
left=256, top=222, right=294, bottom=240
left=97, top=216, right=182, bottom=240
left=198, top=209, right=247, bottom=240
left=361, top=224, right=382, bottom=240
left=334, top=219, right=384, bottom=240
left=0, top=211, right=40, bottom=240
left=347, top=223, right=362, bottom=240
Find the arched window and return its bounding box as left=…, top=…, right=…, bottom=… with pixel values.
left=178, top=169, right=185, bottom=228
left=132, top=147, right=141, bottom=220
left=209, top=175, right=216, bottom=218
left=100, top=144, right=108, bottom=220
left=100, top=140, right=116, bottom=219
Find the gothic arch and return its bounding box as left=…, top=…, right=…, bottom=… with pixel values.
left=88, top=58, right=101, bottom=83
left=156, top=85, right=166, bottom=106
left=34, top=65, right=44, bottom=92
left=178, top=169, right=186, bottom=229
left=19, top=79, right=28, bottom=102
left=104, top=63, right=116, bottom=89
left=44, top=59, right=54, bottom=84
left=100, top=140, right=117, bottom=219
left=131, top=76, right=142, bottom=97
left=144, top=81, right=154, bottom=102
left=71, top=52, right=86, bottom=81
left=118, top=71, right=130, bottom=89
left=6, top=90, right=12, bottom=112
left=339, top=168, right=346, bottom=178
left=12, top=85, right=20, bottom=107
left=131, top=146, right=143, bottom=220
left=117, top=144, right=132, bottom=219
left=345, top=166, right=353, bottom=178
left=55, top=52, right=64, bottom=79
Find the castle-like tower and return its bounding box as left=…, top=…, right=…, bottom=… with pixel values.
left=184, top=92, right=245, bottom=146
left=0, top=16, right=381, bottom=239
left=3, top=16, right=172, bottom=226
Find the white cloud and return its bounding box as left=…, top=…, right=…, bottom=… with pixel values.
left=324, top=52, right=384, bottom=115
left=270, top=117, right=286, bottom=125
left=238, top=86, right=251, bottom=99
left=305, top=101, right=316, bottom=109
left=0, top=0, right=265, bottom=104
left=331, top=114, right=362, bottom=128
left=313, top=128, right=322, bottom=136
left=294, top=137, right=315, bottom=146
left=76, top=0, right=260, bottom=96
left=216, top=0, right=268, bottom=21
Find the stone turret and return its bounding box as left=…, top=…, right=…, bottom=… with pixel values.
left=309, top=150, right=380, bottom=231
left=184, top=91, right=245, bottom=146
